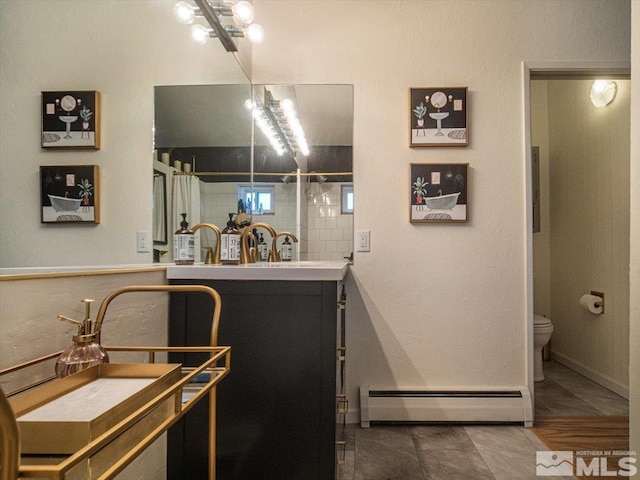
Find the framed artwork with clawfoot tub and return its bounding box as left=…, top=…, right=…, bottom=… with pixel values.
left=40, top=165, right=100, bottom=224
left=410, top=163, right=468, bottom=223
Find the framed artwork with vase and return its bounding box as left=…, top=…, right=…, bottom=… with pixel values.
left=410, top=87, right=468, bottom=147
left=41, top=91, right=101, bottom=149
left=40, top=165, right=100, bottom=224
left=410, top=163, right=469, bottom=223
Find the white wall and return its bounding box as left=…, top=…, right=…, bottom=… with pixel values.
left=0, top=0, right=249, bottom=268
left=629, top=0, right=639, bottom=461
left=252, top=0, right=631, bottom=417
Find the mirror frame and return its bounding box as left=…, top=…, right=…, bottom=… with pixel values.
left=153, top=169, right=168, bottom=245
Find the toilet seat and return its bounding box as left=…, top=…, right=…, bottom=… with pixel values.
left=534, top=315, right=552, bottom=327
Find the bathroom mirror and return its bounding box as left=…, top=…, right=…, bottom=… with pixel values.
left=154, top=83, right=353, bottom=262
left=154, top=82, right=253, bottom=240
left=251, top=84, right=354, bottom=261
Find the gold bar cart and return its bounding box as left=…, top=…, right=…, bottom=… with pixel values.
left=0, top=285, right=230, bottom=480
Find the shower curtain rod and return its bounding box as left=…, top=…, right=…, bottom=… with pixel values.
left=172, top=171, right=353, bottom=177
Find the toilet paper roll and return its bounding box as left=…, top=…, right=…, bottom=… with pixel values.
left=161, top=152, right=170, bottom=165
left=174, top=160, right=182, bottom=171
left=183, top=163, right=191, bottom=173
left=579, top=294, right=603, bottom=314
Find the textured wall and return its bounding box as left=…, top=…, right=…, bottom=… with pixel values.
left=252, top=0, right=632, bottom=420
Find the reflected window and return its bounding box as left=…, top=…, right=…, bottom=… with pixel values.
left=239, top=184, right=275, bottom=215
left=341, top=184, right=354, bottom=214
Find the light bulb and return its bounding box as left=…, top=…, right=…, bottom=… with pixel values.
left=191, top=24, right=210, bottom=45
left=245, top=23, right=264, bottom=43
left=590, top=80, right=617, bottom=108
left=292, top=124, right=303, bottom=136
left=281, top=99, right=294, bottom=112
left=592, top=80, right=608, bottom=94
left=174, top=1, right=196, bottom=24
left=233, top=1, right=255, bottom=25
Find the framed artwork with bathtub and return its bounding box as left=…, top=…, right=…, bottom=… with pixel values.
left=41, top=91, right=101, bottom=149
left=410, top=87, right=468, bottom=147
left=40, top=165, right=100, bottom=224
left=410, top=163, right=468, bottom=223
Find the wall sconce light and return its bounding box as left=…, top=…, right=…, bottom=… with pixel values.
left=309, top=171, right=327, bottom=184
left=281, top=170, right=297, bottom=184
left=173, top=0, right=263, bottom=52
left=590, top=80, right=617, bottom=108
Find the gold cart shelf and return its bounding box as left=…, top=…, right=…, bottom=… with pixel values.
left=0, top=285, right=228, bottom=480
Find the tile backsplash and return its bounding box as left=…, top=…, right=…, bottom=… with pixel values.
left=199, top=181, right=352, bottom=261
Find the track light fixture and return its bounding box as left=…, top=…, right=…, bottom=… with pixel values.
left=245, top=88, right=310, bottom=159
left=173, top=0, right=263, bottom=52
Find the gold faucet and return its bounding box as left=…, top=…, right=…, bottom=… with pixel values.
left=192, top=223, right=221, bottom=264
left=271, top=232, right=298, bottom=262
left=240, top=223, right=277, bottom=264
left=201, top=246, right=214, bottom=264
left=242, top=231, right=260, bottom=263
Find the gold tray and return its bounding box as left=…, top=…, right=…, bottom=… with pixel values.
left=11, top=363, right=181, bottom=454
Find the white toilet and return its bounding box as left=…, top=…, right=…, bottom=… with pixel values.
left=534, top=314, right=554, bottom=382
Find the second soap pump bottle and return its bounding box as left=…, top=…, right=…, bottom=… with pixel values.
left=221, top=213, right=240, bottom=265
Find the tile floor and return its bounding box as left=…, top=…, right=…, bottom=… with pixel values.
left=534, top=361, right=628, bottom=416
left=338, top=360, right=629, bottom=480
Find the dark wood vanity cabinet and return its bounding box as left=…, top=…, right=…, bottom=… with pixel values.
left=167, top=279, right=345, bottom=480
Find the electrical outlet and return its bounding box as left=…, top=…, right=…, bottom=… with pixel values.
left=137, top=231, right=151, bottom=253
left=356, top=230, right=370, bottom=252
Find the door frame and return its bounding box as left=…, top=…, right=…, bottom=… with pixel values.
left=521, top=61, right=630, bottom=419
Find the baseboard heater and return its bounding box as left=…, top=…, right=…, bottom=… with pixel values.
left=360, top=385, right=532, bottom=427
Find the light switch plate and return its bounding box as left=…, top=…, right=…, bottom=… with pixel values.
left=137, top=231, right=151, bottom=253
left=356, top=230, right=370, bottom=252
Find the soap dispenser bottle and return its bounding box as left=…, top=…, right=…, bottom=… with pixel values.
left=174, top=213, right=195, bottom=265
left=258, top=233, right=268, bottom=261
left=281, top=236, right=293, bottom=262
left=55, top=299, right=109, bottom=378
left=221, top=213, right=240, bottom=265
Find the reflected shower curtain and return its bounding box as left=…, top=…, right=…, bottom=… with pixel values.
left=153, top=174, right=166, bottom=243
left=171, top=174, right=201, bottom=262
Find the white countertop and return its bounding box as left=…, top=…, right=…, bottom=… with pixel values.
left=166, top=261, right=349, bottom=282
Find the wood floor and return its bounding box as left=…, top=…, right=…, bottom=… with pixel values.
left=533, top=415, right=630, bottom=480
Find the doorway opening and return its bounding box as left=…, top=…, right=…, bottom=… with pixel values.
left=524, top=64, right=630, bottom=419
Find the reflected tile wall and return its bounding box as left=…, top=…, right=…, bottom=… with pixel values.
left=200, top=181, right=352, bottom=260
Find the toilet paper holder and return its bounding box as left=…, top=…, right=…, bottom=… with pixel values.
left=591, top=290, right=605, bottom=314
left=579, top=291, right=605, bottom=315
